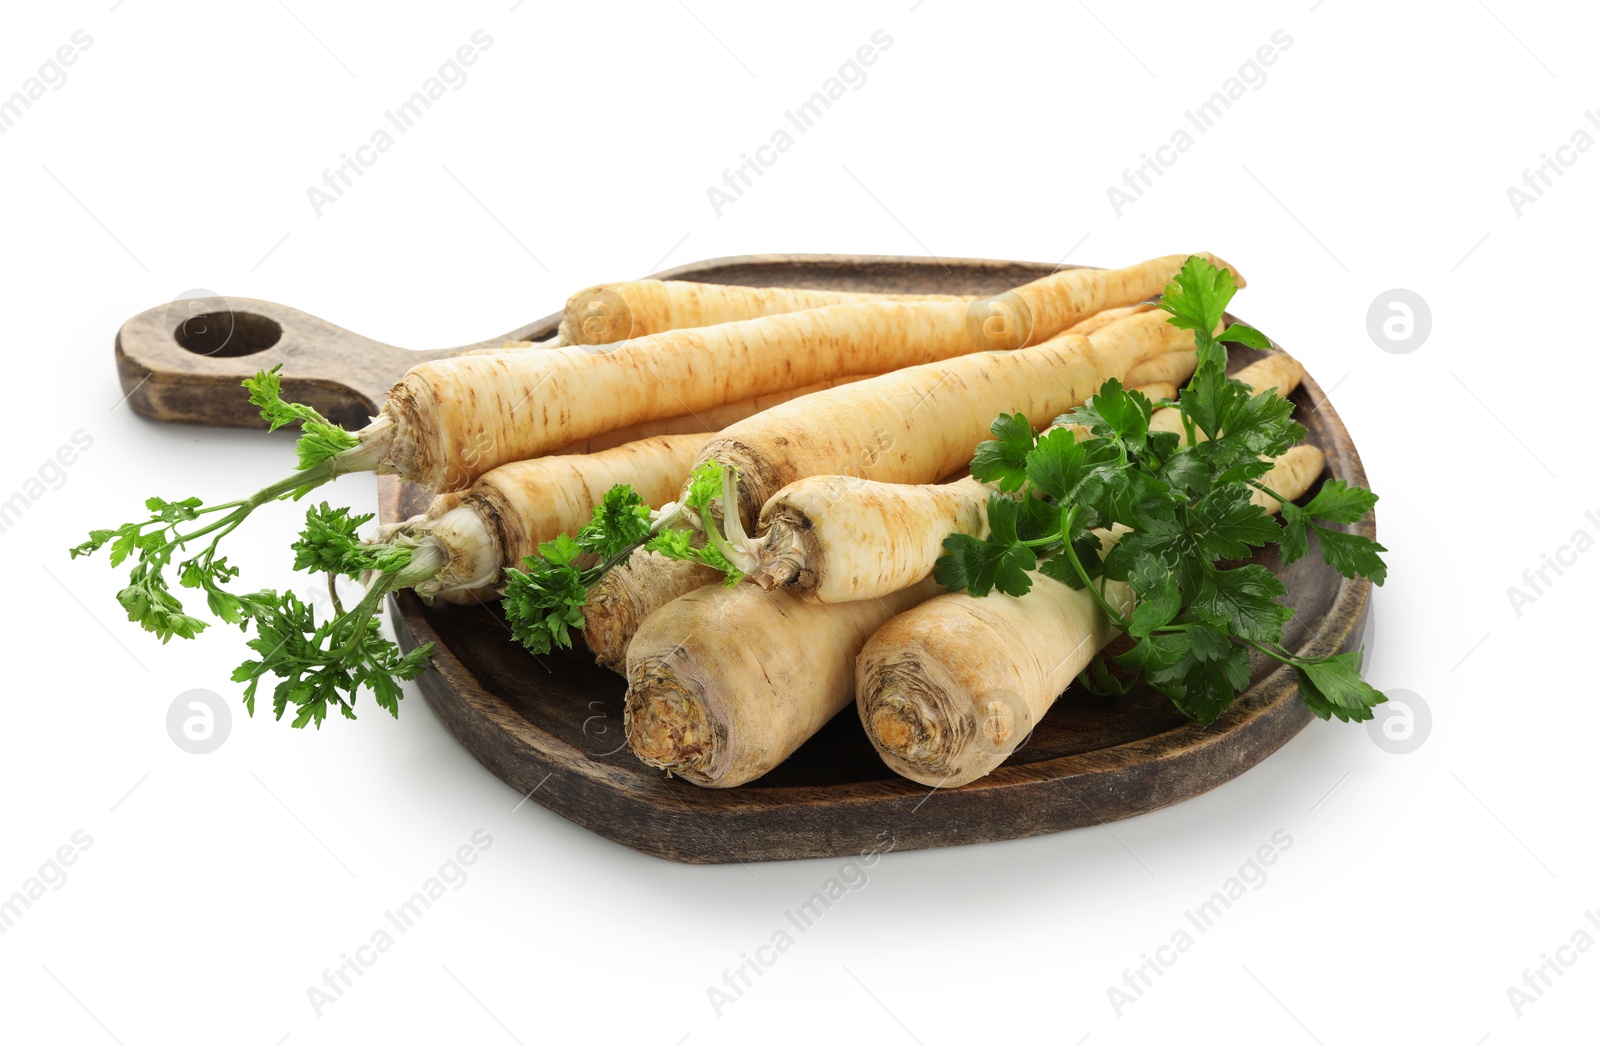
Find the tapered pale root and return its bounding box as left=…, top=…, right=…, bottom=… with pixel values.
left=1008, top=253, right=1241, bottom=345
left=546, top=375, right=878, bottom=457
left=1064, top=302, right=1156, bottom=336
left=1125, top=350, right=1198, bottom=390
left=856, top=530, right=1134, bottom=787
left=696, top=306, right=1195, bottom=529
left=1129, top=381, right=1178, bottom=403
left=385, top=433, right=710, bottom=606
left=558, top=280, right=974, bottom=345
left=745, top=351, right=1315, bottom=607
left=582, top=548, right=722, bottom=674
left=749, top=475, right=989, bottom=602
left=376, top=253, right=1226, bottom=491
left=1253, top=445, right=1325, bottom=513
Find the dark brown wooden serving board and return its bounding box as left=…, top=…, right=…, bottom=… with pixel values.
left=117, top=254, right=1374, bottom=864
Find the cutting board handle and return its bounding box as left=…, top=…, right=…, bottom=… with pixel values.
left=114, top=293, right=556, bottom=430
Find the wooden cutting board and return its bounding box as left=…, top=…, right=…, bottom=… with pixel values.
left=116, top=253, right=1374, bottom=864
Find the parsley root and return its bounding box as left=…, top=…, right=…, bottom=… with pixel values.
left=389, top=433, right=711, bottom=603
left=380, top=253, right=1230, bottom=493
left=860, top=439, right=1331, bottom=786
left=1124, top=348, right=1199, bottom=390
left=1063, top=302, right=1157, bottom=336
left=544, top=375, right=879, bottom=456
left=748, top=406, right=1317, bottom=604
left=857, top=529, right=1135, bottom=787
left=582, top=548, right=722, bottom=673
left=691, top=304, right=1198, bottom=533
left=555, top=280, right=972, bottom=345
left=623, top=579, right=944, bottom=787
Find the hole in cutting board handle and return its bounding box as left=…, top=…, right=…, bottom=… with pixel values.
left=173, top=310, right=283, bottom=357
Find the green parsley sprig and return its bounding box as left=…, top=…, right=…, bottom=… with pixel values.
left=69, top=367, right=367, bottom=642
left=229, top=502, right=439, bottom=728
left=501, top=460, right=747, bottom=654
left=71, top=368, right=427, bottom=726
left=936, top=256, right=1388, bottom=726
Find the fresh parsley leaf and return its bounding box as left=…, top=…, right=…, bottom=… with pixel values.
left=1314, top=528, right=1390, bottom=585
left=1217, top=322, right=1272, bottom=351
left=1024, top=426, right=1093, bottom=502
left=230, top=585, right=434, bottom=727
left=1061, top=378, right=1152, bottom=455
left=970, top=412, right=1035, bottom=491
left=1078, top=655, right=1138, bottom=696
left=645, top=528, right=743, bottom=584
left=1189, top=563, right=1293, bottom=644
left=1178, top=358, right=1234, bottom=442
left=681, top=460, right=725, bottom=517
left=577, top=485, right=652, bottom=560
left=1168, top=644, right=1254, bottom=725
left=1279, top=479, right=1388, bottom=584
left=1158, top=255, right=1239, bottom=336
left=1221, top=388, right=1304, bottom=457
left=1300, top=478, right=1380, bottom=525
left=935, top=495, right=1036, bottom=597
left=243, top=365, right=359, bottom=471
left=1126, top=554, right=1180, bottom=637
left=501, top=550, right=590, bottom=655
left=1191, top=487, right=1280, bottom=562
left=291, top=502, right=412, bottom=579
left=1294, top=650, right=1386, bottom=722
left=1115, top=630, right=1191, bottom=676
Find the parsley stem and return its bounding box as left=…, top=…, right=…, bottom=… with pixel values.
left=167, top=456, right=343, bottom=554
left=1231, top=634, right=1329, bottom=668
left=1055, top=506, right=1132, bottom=632
left=1244, top=478, right=1290, bottom=507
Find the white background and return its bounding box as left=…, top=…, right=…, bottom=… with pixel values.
left=1, top=1, right=1594, bottom=1042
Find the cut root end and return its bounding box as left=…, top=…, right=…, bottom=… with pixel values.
left=624, top=680, right=717, bottom=780
left=865, top=687, right=946, bottom=769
